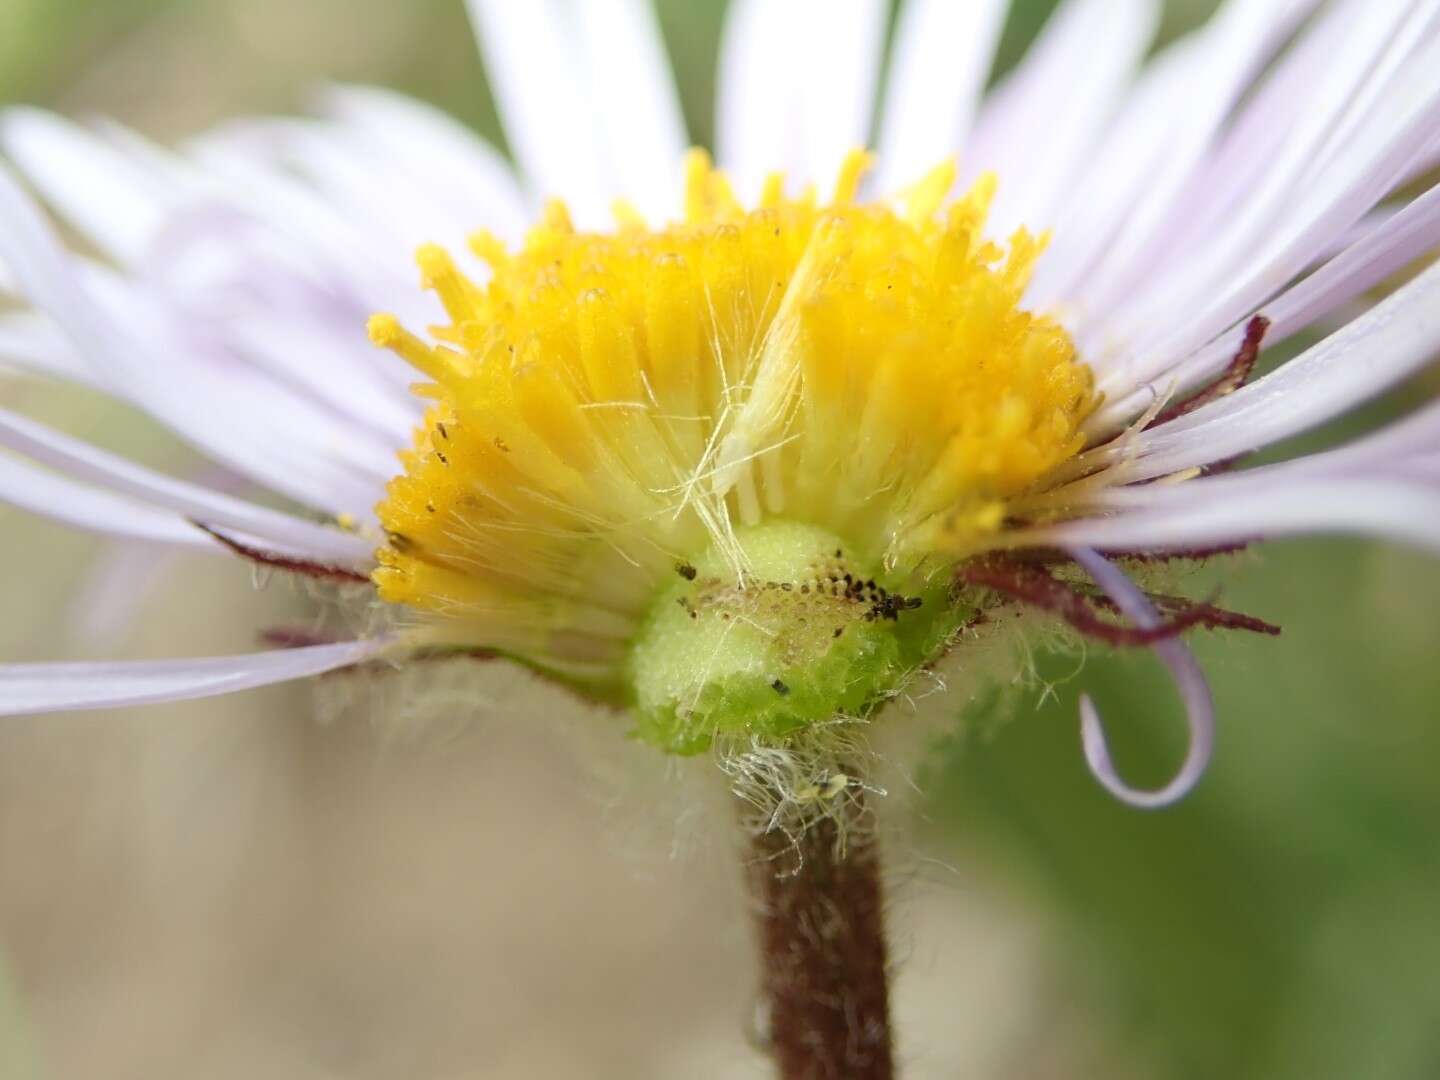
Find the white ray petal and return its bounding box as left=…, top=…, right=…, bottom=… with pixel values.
left=233, top=117, right=463, bottom=262
left=1025, top=37, right=1187, bottom=312
left=575, top=0, right=688, bottom=221
left=0, top=406, right=375, bottom=564
left=0, top=638, right=391, bottom=718
left=1285, top=399, right=1440, bottom=473
left=1126, top=258, right=1440, bottom=478
left=875, top=0, right=1008, bottom=194
left=1118, top=400, right=1440, bottom=492
left=315, top=83, right=529, bottom=239
left=723, top=0, right=890, bottom=193
left=86, top=266, right=394, bottom=515
left=1159, top=0, right=1402, bottom=263
left=183, top=120, right=400, bottom=288
left=715, top=0, right=806, bottom=199
left=1089, top=178, right=1440, bottom=436
left=0, top=311, right=98, bottom=387
left=1094, top=8, right=1440, bottom=387
left=465, top=0, right=612, bottom=224
left=0, top=108, right=170, bottom=264
left=92, top=125, right=423, bottom=408
left=1234, top=183, right=1440, bottom=346
left=0, top=165, right=389, bottom=519
left=1318, top=205, right=1405, bottom=266
left=1407, top=126, right=1440, bottom=190
left=0, top=452, right=215, bottom=549
left=1046, top=479, right=1440, bottom=556
left=964, top=0, right=1159, bottom=237
left=1061, top=0, right=1320, bottom=324
left=796, top=0, right=888, bottom=190
left=218, top=313, right=418, bottom=446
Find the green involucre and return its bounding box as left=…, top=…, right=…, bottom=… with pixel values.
left=627, top=522, right=967, bottom=755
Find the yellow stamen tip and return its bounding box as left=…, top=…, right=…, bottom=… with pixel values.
left=467, top=228, right=509, bottom=269
left=683, top=147, right=713, bottom=190
left=904, top=159, right=961, bottom=223
left=367, top=312, right=403, bottom=347
left=684, top=147, right=713, bottom=223
left=367, top=312, right=470, bottom=387
left=611, top=198, right=646, bottom=228
left=832, top=148, right=874, bottom=204
left=541, top=198, right=574, bottom=233
left=415, top=243, right=451, bottom=279
left=759, top=171, right=785, bottom=208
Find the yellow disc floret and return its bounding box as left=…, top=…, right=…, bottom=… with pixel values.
left=368, top=150, right=1094, bottom=699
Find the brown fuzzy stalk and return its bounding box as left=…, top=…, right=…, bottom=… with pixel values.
left=746, top=787, right=893, bottom=1080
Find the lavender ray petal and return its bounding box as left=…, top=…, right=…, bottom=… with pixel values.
left=0, top=638, right=392, bottom=718
left=1067, top=546, right=1217, bottom=809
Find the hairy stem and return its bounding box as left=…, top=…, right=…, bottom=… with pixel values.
left=745, top=784, right=894, bottom=1079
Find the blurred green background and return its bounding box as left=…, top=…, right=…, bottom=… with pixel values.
left=2, top=1, right=1438, bottom=1078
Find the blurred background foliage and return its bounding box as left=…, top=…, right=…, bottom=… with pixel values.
left=2, top=1, right=1438, bottom=1078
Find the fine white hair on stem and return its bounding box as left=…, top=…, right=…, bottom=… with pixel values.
left=1066, top=546, right=1215, bottom=810
left=718, top=719, right=888, bottom=860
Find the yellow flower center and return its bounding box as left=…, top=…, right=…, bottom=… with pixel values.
left=366, top=150, right=1094, bottom=693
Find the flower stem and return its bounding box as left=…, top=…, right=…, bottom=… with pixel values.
left=745, top=783, right=894, bottom=1079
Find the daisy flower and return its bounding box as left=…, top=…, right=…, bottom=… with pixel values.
left=2, top=0, right=1439, bottom=794
left=4, top=1, right=1439, bottom=1074
left=4, top=0, right=1436, bottom=810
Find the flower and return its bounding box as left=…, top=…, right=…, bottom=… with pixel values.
left=1, top=0, right=1438, bottom=808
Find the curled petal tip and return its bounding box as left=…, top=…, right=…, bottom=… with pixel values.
left=1067, top=546, right=1217, bottom=810
left=1079, top=690, right=1213, bottom=810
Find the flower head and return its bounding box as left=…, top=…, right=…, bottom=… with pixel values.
left=364, top=149, right=1091, bottom=750
left=2, top=0, right=1439, bottom=808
